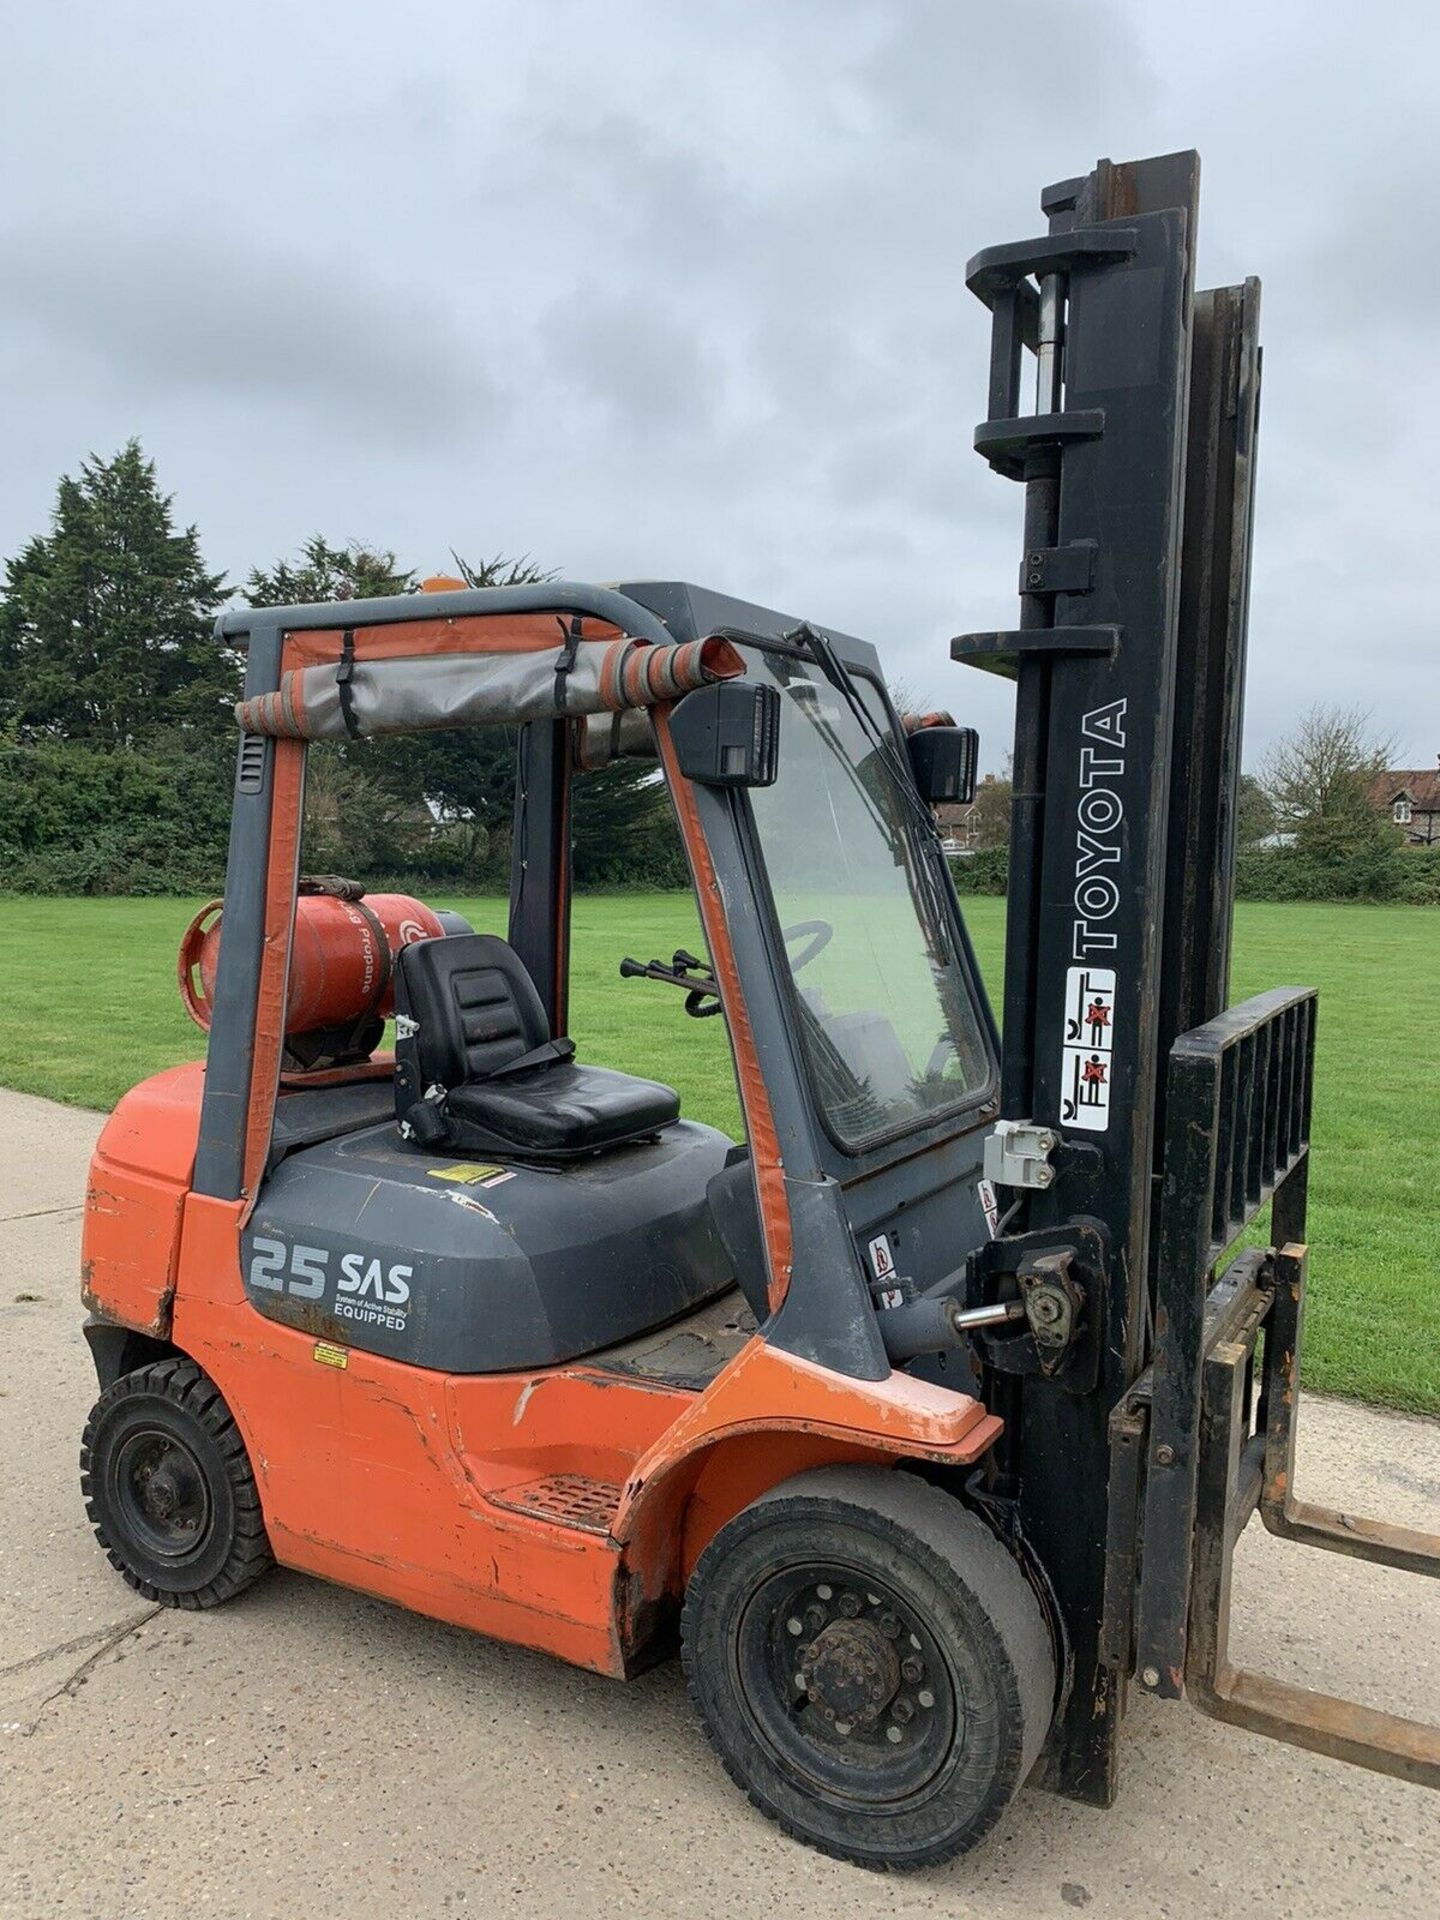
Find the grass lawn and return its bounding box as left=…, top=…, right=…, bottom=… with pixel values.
left=0, top=893, right=1433, bottom=1414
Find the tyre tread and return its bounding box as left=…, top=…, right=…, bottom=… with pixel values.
left=80, top=1358, right=274, bottom=1610
left=681, top=1464, right=1054, bottom=1871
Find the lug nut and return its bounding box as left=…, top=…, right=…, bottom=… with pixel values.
left=892, top=1698, right=915, bottom=1724
left=838, top=1592, right=861, bottom=1618
left=901, top=1657, right=923, bottom=1683
left=805, top=1604, right=826, bottom=1632
left=879, top=1612, right=901, bottom=1638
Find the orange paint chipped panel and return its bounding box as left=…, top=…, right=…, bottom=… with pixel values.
left=162, top=1158, right=1000, bottom=1678
left=171, top=1197, right=672, bottom=1673
left=80, top=1065, right=205, bottom=1335
left=81, top=1164, right=186, bottom=1334
left=614, top=1337, right=1002, bottom=1544
left=91, top=1062, right=205, bottom=1181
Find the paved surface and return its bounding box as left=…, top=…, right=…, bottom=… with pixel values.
left=2, top=1084, right=1437, bottom=1920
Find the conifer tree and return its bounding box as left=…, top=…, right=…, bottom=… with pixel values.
left=0, top=441, right=230, bottom=744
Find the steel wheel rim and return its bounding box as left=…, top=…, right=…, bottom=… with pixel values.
left=110, top=1426, right=213, bottom=1562
left=733, top=1556, right=962, bottom=1807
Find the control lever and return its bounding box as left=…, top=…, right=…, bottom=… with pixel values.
left=619, top=952, right=723, bottom=1018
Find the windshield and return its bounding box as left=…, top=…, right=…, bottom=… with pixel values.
left=746, top=652, right=991, bottom=1149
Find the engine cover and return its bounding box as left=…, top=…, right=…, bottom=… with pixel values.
left=240, top=1119, right=737, bottom=1373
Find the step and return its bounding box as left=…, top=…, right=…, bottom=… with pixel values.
left=486, top=1473, right=622, bottom=1536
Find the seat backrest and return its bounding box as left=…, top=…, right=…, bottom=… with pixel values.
left=394, top=935, right=550, bottom=1101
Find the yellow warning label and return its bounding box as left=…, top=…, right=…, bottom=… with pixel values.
left=429, top=1163, right=505, bottom=1185
left=313, top=1342, right=349, bottom=1369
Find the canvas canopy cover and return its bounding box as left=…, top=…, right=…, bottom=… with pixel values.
left=235, top=631, right=745, bottom=742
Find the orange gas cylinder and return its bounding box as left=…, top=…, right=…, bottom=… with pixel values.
left=179, top=889, right=445, bottom=1039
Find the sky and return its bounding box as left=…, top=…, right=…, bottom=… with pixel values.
left=2, top=0, right=1436, bottom=771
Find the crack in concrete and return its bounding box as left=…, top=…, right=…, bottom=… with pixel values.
left=0, top=1203, right=84, bottom=1224
left=6, top=1606, right=162, bottom=1735
left=0, top=1611, right=160, bottom=1680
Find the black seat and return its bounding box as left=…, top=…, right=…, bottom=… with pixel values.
left=393, top=934, right=680, bottom=1160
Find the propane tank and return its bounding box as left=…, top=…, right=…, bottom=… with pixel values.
left=179, top=887, right=449, bottom=1044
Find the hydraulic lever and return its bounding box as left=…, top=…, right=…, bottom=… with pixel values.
left=619, top=949, right=723, bottom=1017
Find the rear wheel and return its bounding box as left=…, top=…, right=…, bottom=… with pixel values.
left=681, top=1466, right=1053, bottom=1870
left=80, top=1358, right=273, bottom=1609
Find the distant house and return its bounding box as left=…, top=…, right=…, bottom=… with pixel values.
left=1369, top=761, right=1440, bottom=845
left=935, top=799, right=981, bottom=855
left=935, top=771, right=1012, bottom=856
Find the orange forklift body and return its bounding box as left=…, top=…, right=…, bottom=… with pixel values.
left=81, top=591, right=1007, bottom=1679
left=84, top=1065, right=1000, bottom=1675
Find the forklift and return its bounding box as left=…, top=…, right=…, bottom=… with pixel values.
left=77, top=150, right=1439, bottom=1870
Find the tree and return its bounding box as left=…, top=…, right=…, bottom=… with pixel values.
left=1263, top=704, right=1394, bottom=831
left=1262, top=704, right=1404, bottom=899
left=1235, top=772, right=1276, bottom=847
left=245, top=535, right=413, bottom=607
left=969, top=765, right=1013, bottom=851
left=0, top=441, right=231, bottom=745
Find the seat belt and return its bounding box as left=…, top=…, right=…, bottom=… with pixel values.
left=486, top=1037, right=577, bottom=1080
left=399, top=1038, right=574, bottom=1145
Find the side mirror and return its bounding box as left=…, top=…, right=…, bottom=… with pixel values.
left=908, top=725, right=979, bottom=806
left=669, top=681, right=780, bottom=788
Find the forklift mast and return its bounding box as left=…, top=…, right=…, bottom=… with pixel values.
left=958, top=152, right=1438, bottom=1803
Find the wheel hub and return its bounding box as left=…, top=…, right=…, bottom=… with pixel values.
left=115, top=1430, right=210, bottom=1558
left=799, top=1619, right=900, bottom=1728
left=143, top=1457, right=189, bottom=1523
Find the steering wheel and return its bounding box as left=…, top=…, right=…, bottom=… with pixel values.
left=782, top=919, right=834, bottom=974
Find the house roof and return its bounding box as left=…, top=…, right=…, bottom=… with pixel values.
left=1369, top=768, right=1440, bottom=810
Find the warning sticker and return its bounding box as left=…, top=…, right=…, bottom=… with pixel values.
left=429, top=1163, right=516, bottom=1188
left=867, top=1234, right=896, bottom=1283
left=978, top=1178, right=1000, bottom=1238
left=1060, top=965, right=1116, bottom=1133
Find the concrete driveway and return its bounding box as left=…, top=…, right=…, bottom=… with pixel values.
left=2, top=1084, right=1437, bottom=1919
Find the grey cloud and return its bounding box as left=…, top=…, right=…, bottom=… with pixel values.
left=539, top=289, right=722, bottom=437
left=0, top=223, right=496, bottom=443
left=0, top=0, right=1434, bottom=763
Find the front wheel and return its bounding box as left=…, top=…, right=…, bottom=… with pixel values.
left=681, top=1466, right=1054, bottom=1871
left=80, top=1357, right=274, bottom=1610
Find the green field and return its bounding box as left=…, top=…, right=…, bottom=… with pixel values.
left=0, top=894, right=1435, bottom=1414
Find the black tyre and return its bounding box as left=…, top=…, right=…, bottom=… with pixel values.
left=80, top=1357, right=274, bottom=1609
left=681, top=1466, right=1054, bottom=1870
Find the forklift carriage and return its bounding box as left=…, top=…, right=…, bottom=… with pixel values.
left=76, top=150, right=1438, bottom=1869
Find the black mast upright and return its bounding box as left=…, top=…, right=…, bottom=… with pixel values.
left=954, top=153, right=1211, bottom=1801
